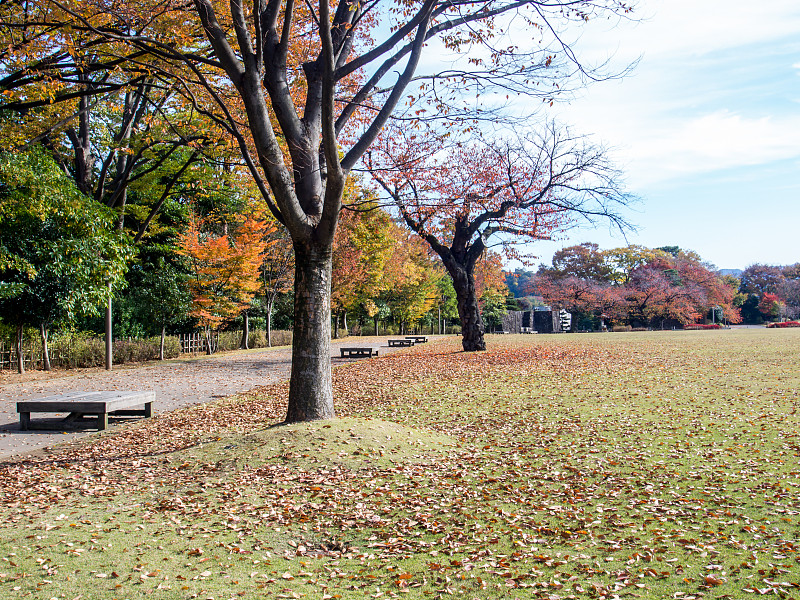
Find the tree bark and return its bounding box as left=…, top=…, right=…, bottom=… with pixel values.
left=40, top=324, right=51, bottom=371
left=266, top=298, right=274, bottom=347
left=15, top=323, right=24, bottom=374
left=204, top=326, right=213, bottom=355
left=333, top=312, right=340, bottom=339
left=447, top=263, right=486, bottom=351
left=285, top=243, right=335, bottom=423
left=240, top=311, right=250, bottom=349
left=159, top=325, right=166, bottom=360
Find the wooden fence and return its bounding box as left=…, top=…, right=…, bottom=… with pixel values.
left=0, top=333, right=223, bottom=373
left=0, top=340, right=70, bottom=371
left=179, top=332, right=219, bottom=354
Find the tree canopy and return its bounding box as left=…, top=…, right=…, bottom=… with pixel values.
left=0, top=149, right=131, bottom=371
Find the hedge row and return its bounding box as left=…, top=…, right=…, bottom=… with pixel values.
left=766, top=321, right=800, bottom=328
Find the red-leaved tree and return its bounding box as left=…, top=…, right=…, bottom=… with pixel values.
left=372, top=126, right=632, bottom=350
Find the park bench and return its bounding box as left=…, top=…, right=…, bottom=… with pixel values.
left=405, top=336, right=428, bottom=343
left=17, top=390, right=155, bottom=431
left=388, top=339, right=415, bottom=347
left=340, top=347, right=378, bottom=358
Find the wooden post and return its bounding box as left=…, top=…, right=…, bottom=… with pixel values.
left=105, top=283, right=113, bottom=371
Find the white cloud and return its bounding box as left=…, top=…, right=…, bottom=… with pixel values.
left=572, top=0, right=800, bottom=62
left=625, top=111, right=800, bottom=186
left=542, top=0, right=800, bottom=189
left=414, top=0, right=800, bottom=192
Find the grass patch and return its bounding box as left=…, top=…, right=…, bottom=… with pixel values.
left=1, top=329, right=799, bottom=599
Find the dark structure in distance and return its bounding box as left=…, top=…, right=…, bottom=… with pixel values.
left=501, top=308, right=571, bottom=333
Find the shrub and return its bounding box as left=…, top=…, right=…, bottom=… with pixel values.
left=46, top=332, right=180, bottom=368
left=217, top=331, right=243, bottom=352
left=216, top=329, right=294, bottom=350
left=683, top=324, right=721, bottom=330
left=268, top=330, right=293, bottom=347
left=162, top=336, right=181, bottom=358
left=611, top=325, right=632, bottom=333
left=248, top=330, right=267, bottom=348
left=767, top=321, right=800, bottom=328
left=58, top=333, right=105, bottom=368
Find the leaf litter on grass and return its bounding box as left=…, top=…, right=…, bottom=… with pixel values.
left=0, top=329, right=798, bottom=599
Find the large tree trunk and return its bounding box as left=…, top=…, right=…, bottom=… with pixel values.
left=285, top=243, right=335, bottom=423
left=448, top=264, right=486, bottom=351
left=15, top=323, right=24, bottom=374
left=40, top=324, right=51, bottom=371
left=240, top=311, right=250, bottom=349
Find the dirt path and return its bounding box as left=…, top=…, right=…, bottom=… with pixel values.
left=0, top=336, right=433, bottom=460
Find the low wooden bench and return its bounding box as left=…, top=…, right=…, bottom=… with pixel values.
left=17, top=391, right=155, bottom=431
left=340, top=347, right=378, bottom=358
left=388, top=339, right=415, bottom=347
left=405, top=336, right=428, bottom=343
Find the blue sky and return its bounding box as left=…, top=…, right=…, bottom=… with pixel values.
left=530, top=0, right=800, bottom=270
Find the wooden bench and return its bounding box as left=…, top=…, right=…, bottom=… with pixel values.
left=17, top=391, right=155, bottom=431
left=405, top=336, right=428, bottom=343
left=340, top=347, right=378, bottom=358
left=388, top=339, right=415, bottom=347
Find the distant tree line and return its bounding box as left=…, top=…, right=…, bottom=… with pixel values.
left=507, top=243, right=747, bottom=330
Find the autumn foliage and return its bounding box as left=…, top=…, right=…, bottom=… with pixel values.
left=180, top=210, right=273, bottom=340
left=369, top=124, right=631, bottom=350
left=531, top=244, right=742, bottom=328
left=766, top=320, right=800, bottom=328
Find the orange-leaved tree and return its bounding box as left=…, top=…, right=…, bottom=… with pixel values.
left=474, top=251, right=509, bottom=306
left=180, top=209, right=273, bottom=353
left=534, top=246, right=742, bottom=328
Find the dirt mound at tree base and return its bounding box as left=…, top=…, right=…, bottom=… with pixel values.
left=175, top=416, right=457, bottom=472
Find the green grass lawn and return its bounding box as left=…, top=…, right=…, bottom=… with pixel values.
left=1, top=329, right=798, bottom=599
